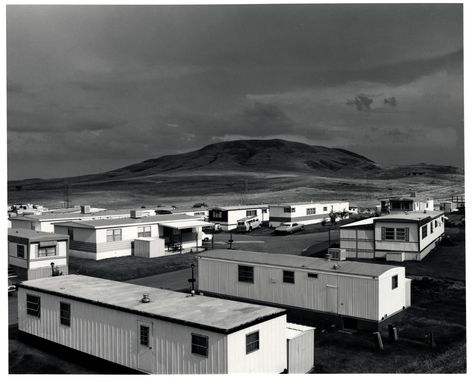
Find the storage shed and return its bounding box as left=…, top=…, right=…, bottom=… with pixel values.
left=286, top=323, right=315, bottom=374
left=198, top=250, right=411, bottom=331
left=17, top=275, right=288, bottom=374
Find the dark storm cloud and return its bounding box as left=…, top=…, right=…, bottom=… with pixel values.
left=346, top=95, right=374, bottom=112
left=6, top=4, right=463, bottom=178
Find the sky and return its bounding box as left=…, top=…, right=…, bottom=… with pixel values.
left=6, top=4, right=463, bottom=180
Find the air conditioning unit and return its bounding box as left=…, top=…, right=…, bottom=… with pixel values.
left=326, top=248, right=346, bottom=261
left=130, top=210, right=143, bottom=219
left=81, top=205, right=91, bottom=214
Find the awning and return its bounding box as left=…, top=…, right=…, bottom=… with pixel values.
left=159, top=221, right=214, bottom=230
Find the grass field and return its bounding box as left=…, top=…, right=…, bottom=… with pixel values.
left=69, top=252, right=198, bottom=281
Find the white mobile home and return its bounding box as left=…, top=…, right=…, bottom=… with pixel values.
left=54, top=214, right=211, bottom=260
left=340, top=211, right=445, bottom=261
left=380, top=195, right=434, bottom=214
left=8, top=228, right=69, bottom=280
left=198, top=250, right=410, bottom=331
left=269, top=201, right=349, bottom=228
left=209, top=205, right=269, bottom=231
left=10, top=207, right=156, bottom=233
left=17, top=275, right=287, bottom=374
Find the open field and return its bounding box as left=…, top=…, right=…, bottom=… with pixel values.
left=8, top=172, right=464, bottom=210
left=69, top=252, right=198, bottom=281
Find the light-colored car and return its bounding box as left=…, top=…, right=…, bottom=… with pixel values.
left=202, top=232, right=213, bottom=242
left=273, top=222, right=304, bottom=235
left=237, top=216, right=261, bottom=232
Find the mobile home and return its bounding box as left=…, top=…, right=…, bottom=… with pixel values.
left=54, top=214, right=211, bottom=260
left=198, top=250, right=410, bottom=331
left=269, top=201, right=349, bottom=228
left=17, top=275, right=288, bottom=374
left=380, top=194, right=434, bottom=214
left=209, top=205, right=269, bottom=231
left=340, top=211, right=445, bottom=261
left=10, top=207, right=156, bottom=233
left=8, top=228, right=69, bottom=280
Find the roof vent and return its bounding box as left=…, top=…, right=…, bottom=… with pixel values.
left=141, top=293, right=151, bottom=303
left=332, top=263, right=341, bottom=270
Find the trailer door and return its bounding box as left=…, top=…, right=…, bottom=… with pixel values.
left=137, top=320, right=155, bottom=373
left=326, top=285, right=338, bottom=314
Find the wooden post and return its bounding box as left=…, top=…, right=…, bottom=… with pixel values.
left=388, top=325, right=398, bottom=343
left=373, top=331, right=384, bottom=350
left=180, top=231, right=183, bottom=254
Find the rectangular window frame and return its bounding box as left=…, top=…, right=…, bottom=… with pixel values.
left=238, top=265, right=254, bottom=283
left=246, top=210, right=257, bottom=217
left=26, top=294, right=41, bottom=318
left=392, top=275, right=398, bottom=290
left=308, top=273, right=318, bottom=279
left=191, top=333, right=209, bottom=357
left=106, top=228, right=122, bottom=242
left=137, top=226, right=152, bottom=238
left=283, top=270, right=295, bottom=284
left=38, top=246, right=57, bottom=257
left=246, top=331, right=260, bottom=354
left=306, top=208, right=316, bottom=215
left=60, top=302, right=71, bottom=327
left=17, top=244, right=25, bottom=258
left=422, top=225, right=428, bottom=239
left=140, top=325, right=150, bottom=347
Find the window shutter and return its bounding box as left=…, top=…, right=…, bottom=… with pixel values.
left=381, top=227, right=386, bottom=240
left=405, top=227, right=409, bottom=242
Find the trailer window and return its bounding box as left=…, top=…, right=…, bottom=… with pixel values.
left=246, top=210, right=257, bottom=217
left=38, top=246, right=57, bottom=257
left=137, top=226, right=151, bottom=238
left=191, top=334, right=208, bottom=357
left=238, top=265, right=254, bottom=283
left=106, top=229, right=122, bottom=242
left=306, top=208, right=316, bottom=215
left=284, top=207, right=295, bottom=213
left=422, top=225, right=428, bottom=239
left=26, top=294, right=41, bottom=318
left=60, top=302, right=71, bottom=326
left=283, top=270, right=295, bottom=284
left=382, top=227, right=395, bottom=240
left=246, top=331, right=260, bottom=354
left=17, top=245, right=24, bottom=258
left=430, top=222, right=433, bottom=234
left=392, top=275, right=398, bottom=290
left=140, top=325, right=150, bottom=347
left=308, top=273, right=318, bottom=279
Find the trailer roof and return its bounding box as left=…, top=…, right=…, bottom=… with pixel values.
left=270, top=201, right=347, bottom=207
left=200, top=250, right=401, bottom=278
left=211, top=204, right=268, bottom=211
left=19, top=275, right=285, bottom=334
left=54, top=214, right=200, bottom=229
left=8, top=228, right=69, bottom=242
left=341, top=211, right=443, bottom=228
left=10, top=208, right=133, bottom=222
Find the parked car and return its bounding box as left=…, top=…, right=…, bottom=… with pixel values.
left=202, top=232, right=213, bottom=242
left=273, top=222, right=304, bottom=235
left=237, top=216, right=261, bottom=232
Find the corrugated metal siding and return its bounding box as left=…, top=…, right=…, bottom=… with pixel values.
left=227, top=315, right=286, bottom=373
left=17, top=288, right=229, bottom=374
left=199, top=259, right=381, bottom=320
left=287, top=328, right=314, bottom=373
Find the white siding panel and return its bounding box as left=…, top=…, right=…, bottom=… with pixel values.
left=227, top=315, right=286, bottom=373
